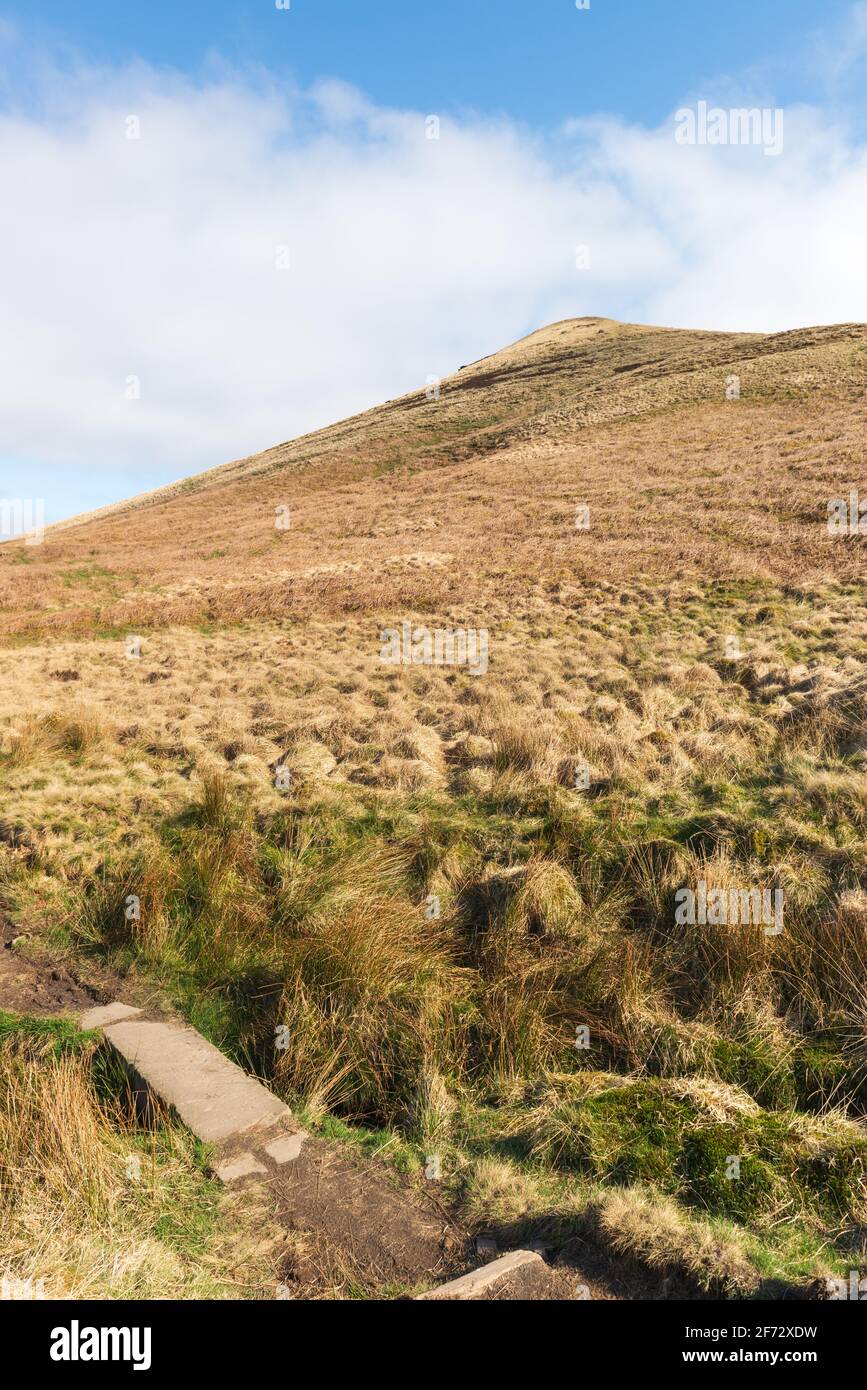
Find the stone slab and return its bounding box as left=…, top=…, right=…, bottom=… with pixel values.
left=215, top=1152, right=268, bottom=1184
left=264, top=1132, right=306, bottom=1164
left=79, top=1002, right=143, bottom=1030
left=102, top=1018, right=290, bottom=1144
left=416, top=1250, right=546, bottom=1301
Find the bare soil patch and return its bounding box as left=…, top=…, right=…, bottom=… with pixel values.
left=0, top=916, right=98, bottom=1015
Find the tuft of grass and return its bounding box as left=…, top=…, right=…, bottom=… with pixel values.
left=0, top=1013, right=276, bottom=1299
left=525, top=1075, right=867, bottom=1225
left=7, top=556, right=865, bottom=1298
left=3, top=709, right=106, bottom=766
left=593, top=1186, right=760, bottom=1296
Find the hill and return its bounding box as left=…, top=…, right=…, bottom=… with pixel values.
left=0, top=316, right=865, bottom=1300
left=3, top=317, right=865, bottom=638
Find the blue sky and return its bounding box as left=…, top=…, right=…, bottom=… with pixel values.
left=1, top=1, right=866, bottom=527
left=2, top=0, right=857, bottom=126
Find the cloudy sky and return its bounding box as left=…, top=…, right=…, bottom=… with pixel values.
left=1, top=0, right=866, bottom=525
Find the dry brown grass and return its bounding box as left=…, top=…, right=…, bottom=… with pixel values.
left=0, top=315, right=865, bottom=1297
left=593, top=1186, right=759, bottom=1296
left=0, top=1025, right=276, bottom=1299
left=1, top=319, right=865, bottom=640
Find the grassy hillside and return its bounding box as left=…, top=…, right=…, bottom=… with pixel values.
left=1, top=317, right=865, bottom=1297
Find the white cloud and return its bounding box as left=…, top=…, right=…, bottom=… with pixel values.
left=0, top=42, right=866, bottom=517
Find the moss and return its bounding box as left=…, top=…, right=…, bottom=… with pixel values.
left=711, top=1037, right=798, bottom=1110
left=681, top=1126, right=778, bottom=1220
left=533, top=1079, right=867, bottom=1227
left=795, top=1143, right=867, bottom=1220
left=537, top=1083, right=694, bottom=1186
left=793, top=1036, right=854, bottom=1112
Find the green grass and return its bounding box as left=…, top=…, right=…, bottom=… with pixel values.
left=44, top=756, right=865, bottom=1291
left=58, top=564, right=117, bottom=586
left=4, top=573, right=865, bottom=1296
left=0, top=1009, right=98, bottom=1054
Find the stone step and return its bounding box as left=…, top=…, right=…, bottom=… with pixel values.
left=416, top=1250, right=554, bottom=1300
left=80, top=1002, right=143, bottom=1029
left=214, top=1152, right=268, bottom=1184
left=82, top=1003, right=464, bottom=1286
left=82, top=1006, right=292, bottom=1146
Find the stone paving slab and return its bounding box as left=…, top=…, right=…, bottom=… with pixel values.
left=415, top=1250, right=546, bottom=1300
left=264, top=1132, right=307, bottom=1164
left=80, top=1002, right=143, bottom=1029
left=98, top=1015, right=291, bottom=1144
left=215, top=1152, right=269, bottom=1184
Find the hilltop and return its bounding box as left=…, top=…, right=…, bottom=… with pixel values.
left=2, top=317, right=864, bottom=639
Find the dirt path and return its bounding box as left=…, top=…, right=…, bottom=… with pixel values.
left=0, top=916, right=98, bottom=1015
left=0, top=931, right=642, bottom=1300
